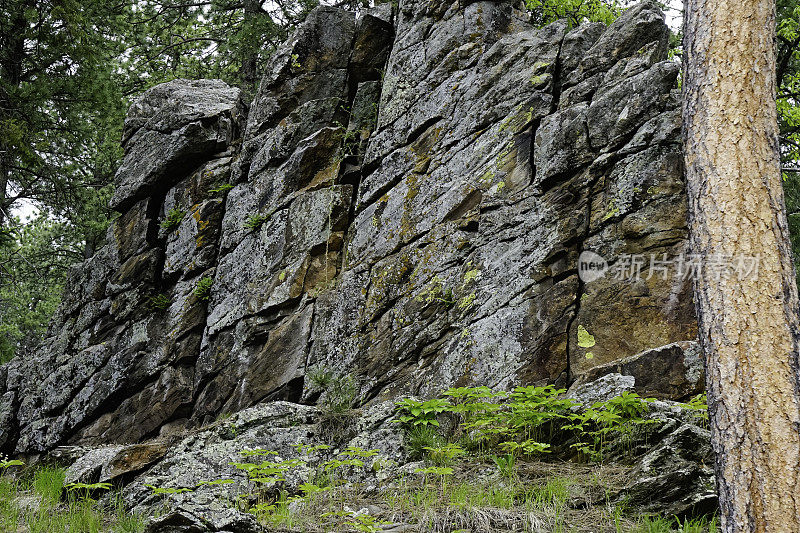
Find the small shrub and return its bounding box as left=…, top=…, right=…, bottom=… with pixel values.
left=308, top=368, right=358, bottom=413
left=324, top=374, right=358, bottom=413
left=194, top=277, right=213, bottom=301
left=422, top=443, right=466, bottom=466
left=564, top=391, right=656, bottom=462
left=160, top=208, right=186, bottom=232
left=307, top=367, right=334, bottom=390
left=395, top=398, right=452, bottom=428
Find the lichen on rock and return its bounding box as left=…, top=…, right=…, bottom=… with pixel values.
left=0, top=7, right=699, bottom=513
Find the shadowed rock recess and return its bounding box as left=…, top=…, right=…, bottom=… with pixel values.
left=0, top=0, right=698, bottom=457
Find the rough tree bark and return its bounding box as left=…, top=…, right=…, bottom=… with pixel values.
left=683, top=0, right=800, bottom=531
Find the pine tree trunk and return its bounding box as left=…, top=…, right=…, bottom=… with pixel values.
left=683, top=0, right=800, bottom=530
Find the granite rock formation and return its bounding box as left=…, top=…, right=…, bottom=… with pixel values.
left=0, top=0, right=697, bottom=456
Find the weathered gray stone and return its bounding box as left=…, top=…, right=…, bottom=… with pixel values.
left=144, top=506, right=264, bottom=533
left=112, top=80, right=243, bottom=211
left=567, top=373, right=636, bottom=406
left=64, top=443, right=170, bottom=486
left=566, top=0, right=669, bottom=88
left=622, top=424, right=717, bottom=517
left=0, top=391, right=15, bottom=450
left=1, top=1, right=698, bottom=461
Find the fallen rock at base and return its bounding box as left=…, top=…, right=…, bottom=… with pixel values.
left=121, top=400, right=406, bottom=519
left=621, top=423, right=717, bottom=517
left=44, top=387, right=718, bottom=530
left=144, top=506, right=265, bottom=533
left=567, top=373, right=636, bottom=405
left=64, top=442, right=170, bottom=485
left=567, top=341, right=705, bottom=401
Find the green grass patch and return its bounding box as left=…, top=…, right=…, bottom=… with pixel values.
left=0, top=466, right=145, bottom=533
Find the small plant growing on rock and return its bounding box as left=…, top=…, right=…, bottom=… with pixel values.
left=324, top=374, right=359, bottom=413
left=307, top=367, right=334, bottom=389
left=207, top=183, right=233, bottom=197
left=243, top=213, right=270, bottom=231
left=395, top=398, right=452, bottom=428
left=194, top=277, right=213, bottom=300
left=160, top=208, right=186, bottom=232
left=416, top=277, right=457, bottom=307
left=309, top=367, right=359, bottom=414
left=144, top=484, right=194, bottom=497
left=147, top=293, right=171, bottom=311
left=681, top=393, right=709, bottom=429
left=290, top=53, right=302, bottom=70
left=0, top=455, right=24, bottom=470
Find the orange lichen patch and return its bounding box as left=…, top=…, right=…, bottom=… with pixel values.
left=191, top=205, right=211, bottom=248
left=309, top=158, right=342, bottom=190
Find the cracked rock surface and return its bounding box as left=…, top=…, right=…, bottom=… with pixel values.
left=0, top=0, right=697, bottom=456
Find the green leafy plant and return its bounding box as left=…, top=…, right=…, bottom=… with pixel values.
left=243, top=213, right=270, bottom=231
left=321, top=510, right=386, bottom=533
left=194, top=277, right=213, bottom=301
left=145, top=484, right=194, bottom=497
left=422, top=443, right=466, bottom=466
left=525, top=0, right=621, bottom=27
left=147, top=293, right=171, bottom=311
left=208, top=183, right=234, bottom=196
left=490, top=453, right=516, bottom=480
left=395, top=398, right=452, bottom=428
left=160, top=208, right=186, bottom=232
left=0, top=456, right=24, bottom=470
left=564, top=391, right=656, bottom=462
left=66, top=481, right=112, bottom=503
left=681, top=393, right=709, bottom=428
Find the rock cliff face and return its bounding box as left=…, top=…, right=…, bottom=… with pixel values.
left=0, top=0, right=698, bottom=455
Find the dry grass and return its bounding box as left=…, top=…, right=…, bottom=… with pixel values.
left=249, top=458, right=715, bottom=533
